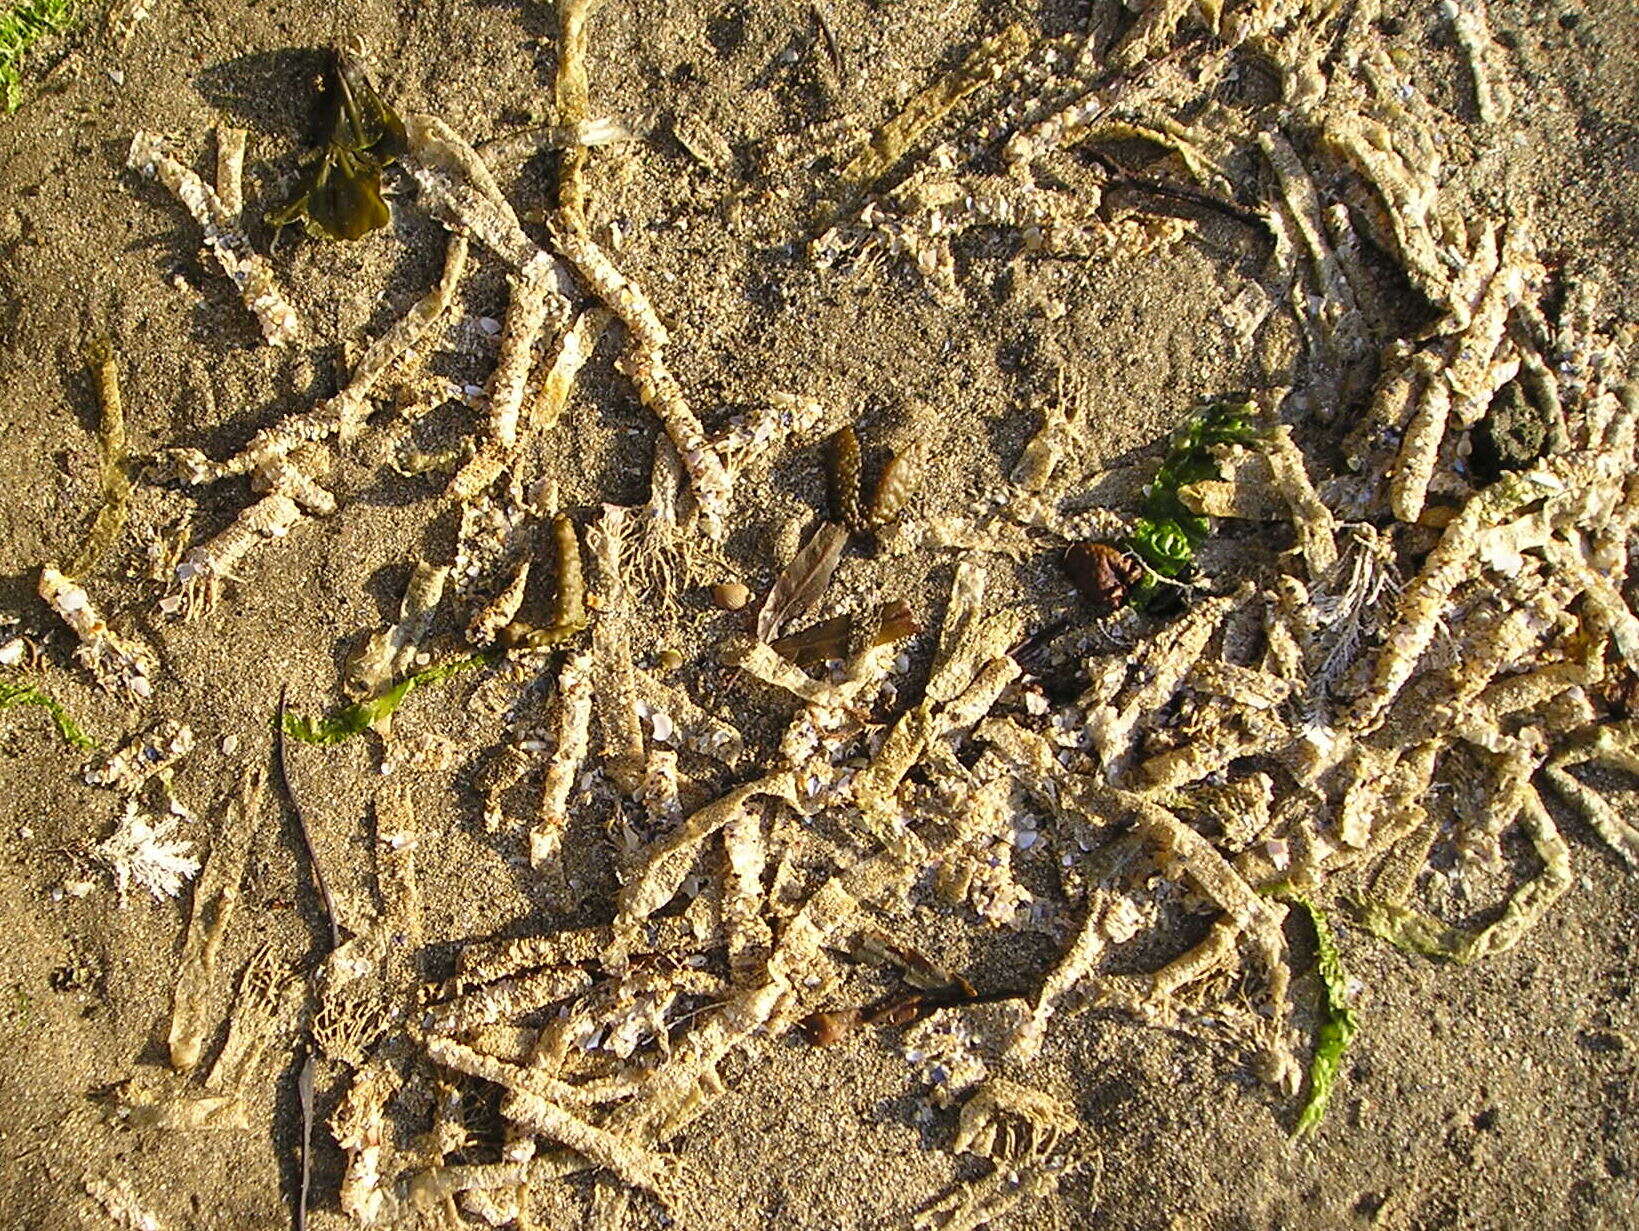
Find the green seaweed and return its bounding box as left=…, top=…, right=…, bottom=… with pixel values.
left=1122, top=395, right=1262, bottom=607
left=0, top=0, right=72, bottom=113
left=268, top=49, right=406, bottom=241
left=0, top=677, right=94, bottom=750
left=282, top=650, right=497, bottom=745
left=1352, top=897, right=1470, bottom=961
left=1351, top=809, right=1571, bottom=965
left=1271, top=891, right=1360, bottom=1138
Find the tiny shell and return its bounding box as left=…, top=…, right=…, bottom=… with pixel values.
left=712, top=581, right=750, bottom=611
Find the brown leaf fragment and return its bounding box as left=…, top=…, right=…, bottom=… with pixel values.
left=850, top=929, right=965, bottom=995
left=769, top=614, right=851, bottom=666
left=1064, top=541, right=1144, bottom=610
left=797, top=1008, right=861, bottom=1046
left=755, top=520, right=849, bottom=642
left=864, top=992, right=928, bottom=1028
left=876, top=598, right=921, bottom=644
left=768, top=598, right=921, bottom=666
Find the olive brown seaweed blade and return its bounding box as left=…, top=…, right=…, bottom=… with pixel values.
left=268, top=49, right=406, bottom=242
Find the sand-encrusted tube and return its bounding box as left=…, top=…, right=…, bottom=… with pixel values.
left=127, top=131, right=301, bottom=347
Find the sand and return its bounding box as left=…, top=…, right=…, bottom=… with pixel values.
left=1, top=2, right=1637, bottom=1229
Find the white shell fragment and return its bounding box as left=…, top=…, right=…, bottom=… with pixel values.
left=94, top=799, right=201, bottom=905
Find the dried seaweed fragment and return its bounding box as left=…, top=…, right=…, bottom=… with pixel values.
left=830, top=22, right=1030, bottom=210
left=168, top=767, right=263, bottom=1072
left=1272, top=892, right=1358, bottom=1137
left=0, top=677, right=93, bottom=749
left=552, top=226, right=732, bottom=537
left=268, top=50, right=407, bottom=241
left=283, top=650, right=499, bottom=745
left=85, top=1175, right=166, bottom=1231
left=172, top=492, right=303, bottom=617
left=755, top=521, right=849, bottom=642
left=498, top=513, right=590, bottom=650
left=127, top=131, right=302, bottom=346
left=38, top=565, right=156, bottom=699
left=66, top=336, right=132, bottom=579
left=1353, top=784, right=1571, bottom=962
left=1353, top=898, right=1466, bottom=960
left=346, top=562, right=448, bottom=702
left=533, top=650, right=593, bottom=867
left=553, top=0, right=595, bottom=228
left=1348, top=471, right=1551, bottom=733
left=1443, top=0, right=1511, bottom=124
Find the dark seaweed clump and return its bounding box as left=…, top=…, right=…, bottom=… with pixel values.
left=267, top=49, right=406, bottom=242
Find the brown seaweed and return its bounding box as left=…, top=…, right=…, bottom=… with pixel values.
left=865, top=449, right=915, bottom=530
left=268, top=50, right=407, bottom=242
left=827, top=425, right=917, bottom=536
left=768, top=599, right=919, bottom=666
left=66, top=337, right=131, bottom=579
left=827, top=426, right=866, bottom=533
